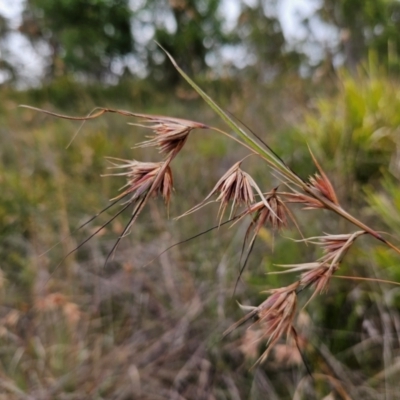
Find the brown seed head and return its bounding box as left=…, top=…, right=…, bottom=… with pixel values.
left=132, top=115, right=208, bottom=156
left=303, top=232, right=364, bottom=295
left=214, top=162, right=255, bottom=220
left=311, top=231, right=365, bottom=266
left=234, top=190, right=294, bottom=265
left=178, top=161, right=256, bottom=223
left=104, top=159, right=173, bottom=207
left=253, top=283, right=299, bottom=365
left=241, top=189, right=288, bottom=232
left=275, top=231, right=365, bottom=301
left=300, top=263, right=339, bottom=294
left=224, top=282, right=299, bottom=365
left=308, top=173, right=339, bottom=205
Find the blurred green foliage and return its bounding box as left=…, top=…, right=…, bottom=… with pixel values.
left=317, top=0, right=400, bottom=71
left=289, top=59, right=400, bottom=192
left=21, top=0, right=133, bottom=80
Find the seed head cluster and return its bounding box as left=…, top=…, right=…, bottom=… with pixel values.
left=24, top=60, right=397, bottom=370
left=275, top=231, right=365, bottom=297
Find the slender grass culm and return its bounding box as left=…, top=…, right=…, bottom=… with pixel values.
left=19, top=48, right=400, bottom=397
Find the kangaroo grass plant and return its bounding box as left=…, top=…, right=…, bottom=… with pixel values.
left=20, top=48, right=400, bottom=371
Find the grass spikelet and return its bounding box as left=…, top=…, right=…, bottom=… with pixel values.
left=130, top=115, right=208, bottom=157
left=103, top=159, right=174, bottom=207
left=178, top=160, right=256, bottom=224
left=224, top=282, right=299, bottom=367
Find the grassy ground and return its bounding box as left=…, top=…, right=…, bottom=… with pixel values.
left=1, top=71, right=400, bottom=399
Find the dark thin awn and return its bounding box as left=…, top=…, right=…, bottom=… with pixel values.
left=103, top=195, right=147, bottom=267
left=40, top=192, right=133, bottom=258
left=43, top=199, right=134, bottom=288
left=51, top=201, right=133, bottom=273
left=234, top=229, right=258, bottom=295
left=141, top=215, right=241, bottom=269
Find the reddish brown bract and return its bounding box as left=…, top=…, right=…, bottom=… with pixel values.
left=307, top=149, right=340, bottom=206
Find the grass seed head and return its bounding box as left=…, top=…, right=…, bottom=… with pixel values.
left=313, top=231, right=365, bottom=266
left=252, top=190, right=287, bottom=231
left=300, top=262, right=339, bottom=295
left=213, top=161, right=255, bottom=220
left=132, top=115, right=208, bottom=157
left=225, top=282, right=299, bottom=366
left=179, top=161, right=256, bottom=223
left=308, top=173, right=339, bottom=205
left=275, top=231, right=365, bottom=301
left=105, top=159, right=173, bottom=207
left=237, top=189, right=288, bottom=243
left=254, top=283, right=299, bottom=365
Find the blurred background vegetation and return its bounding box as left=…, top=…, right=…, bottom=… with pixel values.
left=1, top=0, right=400, bottom=398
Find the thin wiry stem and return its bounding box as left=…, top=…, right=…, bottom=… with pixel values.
left=38, top=193, right=131, bottom=257
left=58, top=201, right=132, bottom=264
left=333, top=275, right=400, bottom=286
left=103, top=195, right=146, bottom=267
left=45, top=200, right=133, bottom=287
left=234, top=234, right=257, bottom=295
left=140, top=215, right=240, bottom=269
